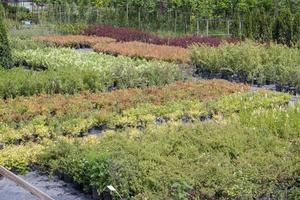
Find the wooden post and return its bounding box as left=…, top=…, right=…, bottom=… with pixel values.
left=0, top=166, right=54, bottom=200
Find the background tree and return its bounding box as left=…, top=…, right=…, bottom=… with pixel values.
left=292, top=11, right=300, bottom=46
left=273, top=9, right=292, bottom=45
left=243, top=11, right=253, bottom=39
left=0, top=3, right=12, bottom=68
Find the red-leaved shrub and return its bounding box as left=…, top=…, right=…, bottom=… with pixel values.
left=83, top=25, right=165, bottom=44
left=82, top=25, right=239, bottom=48
left=167, top=36, right=238, bottom=48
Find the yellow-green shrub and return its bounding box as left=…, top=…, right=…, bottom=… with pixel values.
left=189, top=41, right=300, bottom=86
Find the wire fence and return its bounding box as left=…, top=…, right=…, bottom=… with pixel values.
left=5, top=3, right=244, bottom=37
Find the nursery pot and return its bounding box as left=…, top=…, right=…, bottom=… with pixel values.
left=92, top=188, right=101, bottom=200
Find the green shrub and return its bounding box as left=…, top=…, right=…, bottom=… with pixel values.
left=231, top=14, right=242, bottom=39
left=292, top=12, right=300, bottom=47
left=40, top=111, right=300, bottom=199
left=2, top=3, right=35, bottom=22
left=9, top=37, right=49, bottom=50
left=272, top=10, right=293, bottom=46
left=242, top=8, right=300, bottom=45
left=210, top=91, right=291, bottom=116
left=189, top=41, right=300, bottom=86
left=243, top=12, right=253, bottom=39
left=0, top=47, right=183, bottom=98
left=251, top=9, right=272, bottom=42
left=55, top=23, right=87, bottom=35
left=0, top=90, right=289, bottom=146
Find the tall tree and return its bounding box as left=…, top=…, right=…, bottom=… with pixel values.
left=292, top=11, right=300, bottom=46
left=0, top=3, right=12, bottom=68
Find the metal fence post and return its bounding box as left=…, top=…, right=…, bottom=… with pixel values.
left=206, top=19, right=209, bottom=36
left=239, top=19, right=242, bottom=38
left=227, top=20, right=230, bottom=36
left=196, top=18, right=199, bottom=35
left=174, top=10, right=177, bottom=33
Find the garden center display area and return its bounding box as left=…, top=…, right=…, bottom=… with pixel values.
left=0, top=1, right=299, bottom=199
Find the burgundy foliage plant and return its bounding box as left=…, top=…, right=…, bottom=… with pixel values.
left=82, top=25, right=239, bottom=48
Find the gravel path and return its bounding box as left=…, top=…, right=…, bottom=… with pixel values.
left=0, top=171, right=92, bottom=200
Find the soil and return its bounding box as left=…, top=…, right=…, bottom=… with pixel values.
left=0, top=171, right=92, bottom=200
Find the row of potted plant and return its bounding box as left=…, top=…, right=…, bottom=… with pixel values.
left=0, top=47, right=184, bottom=98
left=38, top=103, right=300, bottom=199
left=190, top=41, right=300, bottom=92
left=0, top=89, right=289, bottom=149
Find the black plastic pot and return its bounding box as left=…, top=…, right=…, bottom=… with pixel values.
left=220, top=69, right=234, bottom=80
left=28, top=164, right=39, bottom=171
left=155, top=117, right=165, bottom=125
left=80, top=132, right=88, bottom=137
left=195, top=68, right=300, bottom=96
left=265, top=79, right=271, bottom=85
left=228, top=75, right=238, bottom=83
left=215, top=72, right=222, bottom=79
left=275, top=84, right=283, bottom=92
left=207, top=111, right=213, bottom=120
left=55, top=170, right=64, bottom=180
left=88, top=124, right=107, bottom=135
left=92, top=188, right=101, bottom=200
left=99, top=190, right=113, bottom=200
left=63, top=173, right=73, bottom=183
left=79, top=124, right=108, bottom=137
left=137, top=121, right=145, bottom=131
left=13, top=139, right=22, bottom=145
left=199, top=115, right=207, bottom=122
left=252, top=77, right=258, bottom=85
left=108, top=81, right=118, bottom=92
left=284, top=86, right=289, bottom=91
left=181, top=116, right=191, bottom=124
left=289, top=87, right=297, bottom=95
left=72, top=182, right=83, bottom=191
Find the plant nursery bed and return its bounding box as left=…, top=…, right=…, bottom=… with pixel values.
left=195, top=69, right=300, bottom=95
